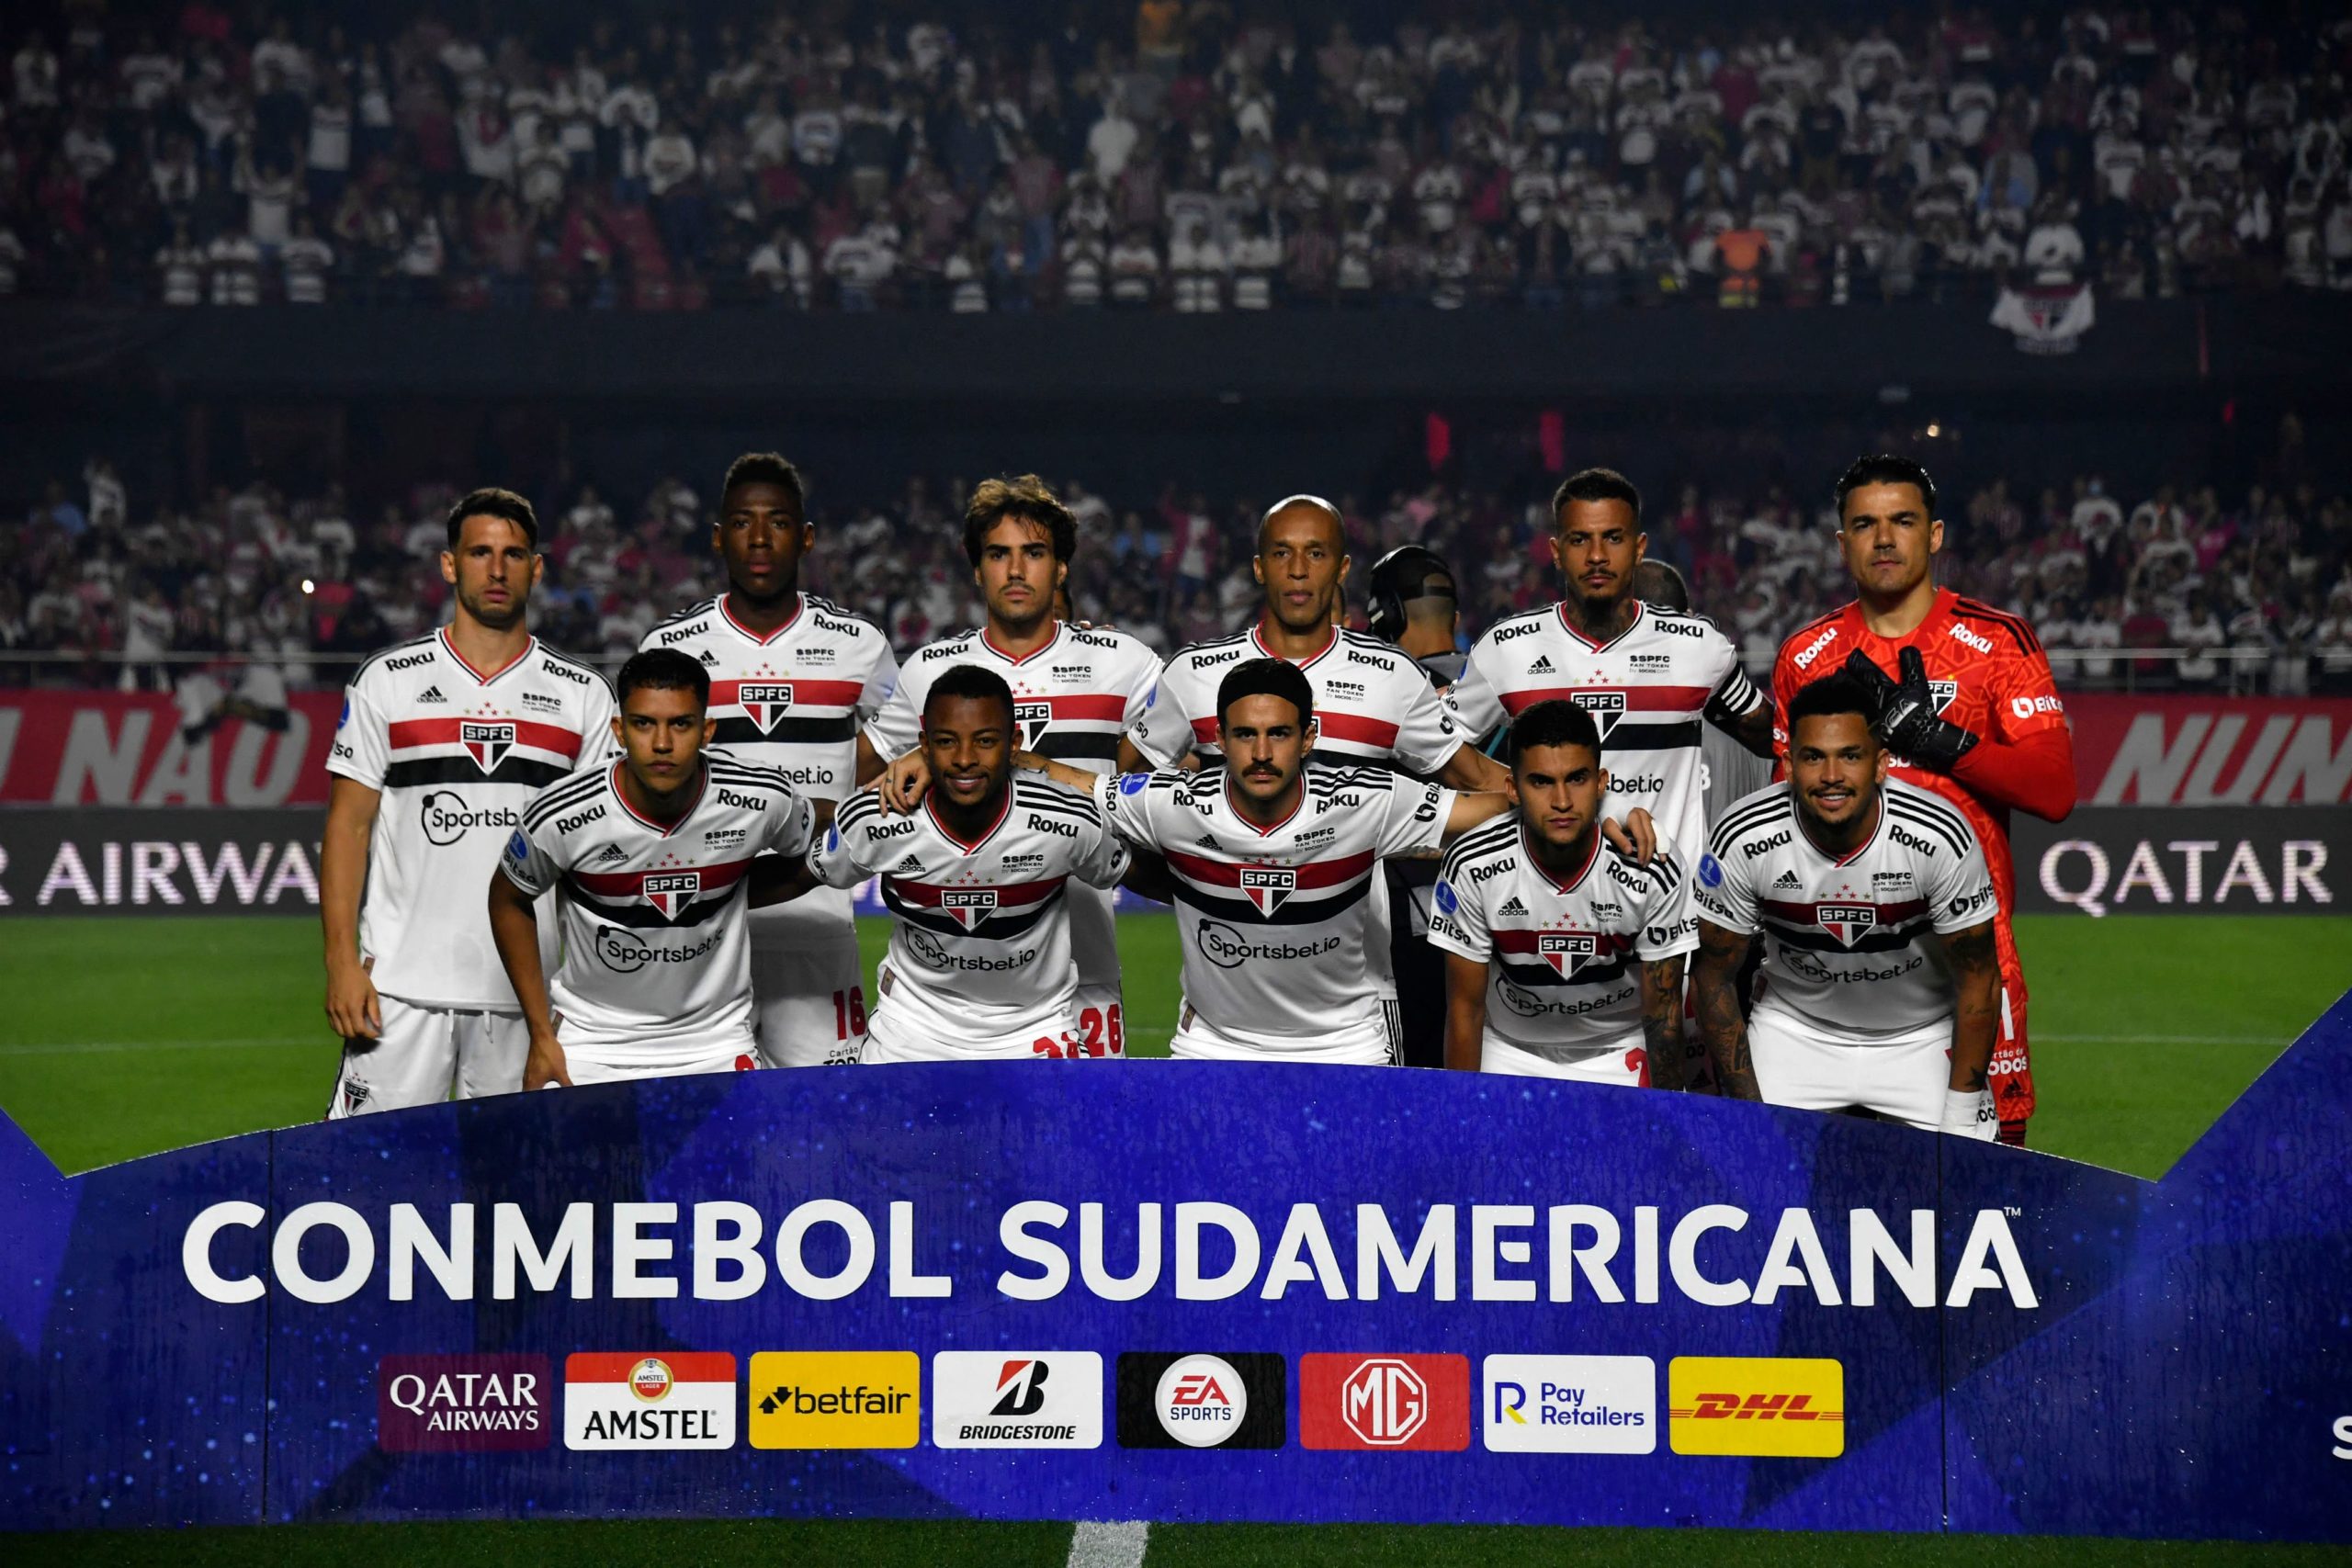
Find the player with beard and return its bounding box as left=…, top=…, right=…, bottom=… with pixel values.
left=854, top=476, right=1161, bottom=1060
left=641, top=454, right=899, bottom=1067
left=1690, top=674, right=2004, bottom=1137
left=1447, top=468, right=1773, bottom=876
left=321, top=487, right=615, bottom=1116
left=809, top=664, right=1129, bottom=1061
left=1771, top=455, right=2075, bottom=1145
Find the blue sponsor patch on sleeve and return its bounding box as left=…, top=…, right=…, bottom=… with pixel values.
left=1698, top=852, right=1724, bottom=889
left=824, top=825, right=841, bottom=853
left=1434, top=879, right=1458, bottom=916
left=1118, top=773, right=1150, bottom=795
left=505, top=830, right=530, bottom=863
left=336, top=697, right=351, bottom=730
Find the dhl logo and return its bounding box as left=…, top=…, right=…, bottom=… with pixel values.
left=1668, top=1358, right=1844, bottom=1458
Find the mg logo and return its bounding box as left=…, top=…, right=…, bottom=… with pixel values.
left=942, top=888, right=999, bottom=930
left=1816, top=903, right=1877, bottom=947
left=1238, top=865, right=1295, bottom=916
left=1013, top=699, right=1053, bottom=750
left=1340, top=1359, right=1428, bottom=1447
left=461, top=720, right=516, bottom=773
left=1571, top=691, right=1628, bottom=740
left=1539, top=931, right=1599, bottom=979
left=643, top=872, right=700, bottom=920
left=738, top=682, right=793, bottom=733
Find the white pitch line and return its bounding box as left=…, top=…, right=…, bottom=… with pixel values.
left=1067, top=1520, right=1149, bottom=1568
left=0, top=1037, right=323, bottom=1057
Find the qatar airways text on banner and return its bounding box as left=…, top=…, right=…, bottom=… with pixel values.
left=2067, top=695, right=2352, bottom=807
left=0, top=692, right=341, bottom=806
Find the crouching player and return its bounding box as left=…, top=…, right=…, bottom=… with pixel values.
left=487, top=649, right=817, bottom=1087
left=1428, top=700, right=1697, bottom=1086
left=807, top=664, right=1129, bottom=1060
left=1689, top=672, right=2003, bottom=1137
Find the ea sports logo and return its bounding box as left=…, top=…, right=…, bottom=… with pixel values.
left=1539, top=931, right=1599, bottom=979
left=739, top=682, right=793, bottom=733
left=1013, top=699, right=1053, bottom=750
left=461, top=720, right=516, bottom=773
left=1154, top=1354, right=1247, bottom=1447
left=1238, top=865, right=1295, bottom=916
left=629, top=1358, right=673, bottom=1404
left=1340, top=1359, right=1428, bottom=1447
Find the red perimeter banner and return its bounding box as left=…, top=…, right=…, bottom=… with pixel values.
left=0, top=692, right=341, bottom=807
left=2067, top=695, right=2352, bottom=807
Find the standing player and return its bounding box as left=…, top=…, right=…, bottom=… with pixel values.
left=1771, top=455, right=2075, bottom=1144
left=320, top=487, right=615, bottom=1117
left=812, top=666, right=1129, bottom=1060
left=488, top=650, right=816, bottom=1087
left=641, top=453, right=899, bottom=1066
left=1688, top=674, right=2004, bottom=1138
left=1446, top=468, right=1774, bottom=874
left=1037, top=659, right=1512, bottom=1064
left=1429, top=700, right=1697, bottom=1086
left=854, top=476, right=1160, bottom=1061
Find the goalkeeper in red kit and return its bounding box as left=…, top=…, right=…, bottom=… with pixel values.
left=1771, top=456, right=2076, bottom=1145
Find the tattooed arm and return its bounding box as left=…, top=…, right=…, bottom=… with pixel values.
left=1638, top=953, right=1690, bottom=1091
left=1690, top=919, right=1761, bottom=1100
left=1937, top=919, right=2002, bottom=1093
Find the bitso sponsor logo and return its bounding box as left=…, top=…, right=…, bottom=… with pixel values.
left=377, top=1353, right=550, bottom=1452
left=746, top=1351, right=920, bottom=1450
left=1114, top=1352, right=1284, bottom=1450
left=1667, top=1356, right=1844, bottom=1458
left=1480, top=1355, right=1655, bottom=1454
left=563, top=1352, right=736, bottom=1450
left=931, top=1351, right=1103, bottom=1449
left=1299, top=1353, right=1469, bottom=1452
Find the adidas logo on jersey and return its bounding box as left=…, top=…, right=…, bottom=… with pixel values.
left=416, top=685, right=447, bottom=704
left=1773, top=869, right=1803, bottom=889
left=1527, top=656, right=1555, bottom=674
left=593, top=843, right=629, bottom=864
left=698, top=650, right=719, bottom=666
left=1498, top=896, right=1528, bottom=917
left=891, top=853, right=926, bottom=874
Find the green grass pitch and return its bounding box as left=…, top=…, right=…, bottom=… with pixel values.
left=3, top=912, right=2346, bottom=1565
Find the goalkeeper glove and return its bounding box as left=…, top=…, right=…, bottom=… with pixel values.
left=1841, top=647, right=1980, bottom=773
left=1940, top=1087, right=1999, bottom=1140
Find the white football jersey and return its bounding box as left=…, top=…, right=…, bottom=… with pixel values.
left=640, top=592, right=899, bottom=937
left=502, top=752, right=816, bottom=1067
left=1094, top=762, right=1453, bottom=1052
left=1427, top=821, right=1699, bottom=1061
left=1692, top=778, right=1997, bottom=1040
left=862, top=622, right=1161, bottom=1000
left=808, top=778, right=1129, bottom=1054
left=328, top=629, right=616, bottom=1010
left=1446, top=602, right=1763, bottom=864
left=1126, top=623, right=1464, bottom=774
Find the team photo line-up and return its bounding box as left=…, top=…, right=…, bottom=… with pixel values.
left=320, top=449, right=2074, bottom=1145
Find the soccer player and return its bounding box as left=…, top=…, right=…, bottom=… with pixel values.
left=320, top=487, right=615, bottom=1117
left=1037, top=658, right=1513, bottom=1064
left=1429, top=700, right=1697, bottom=1086
left=488, top=649, right=816, bottom=1088
left=641, top=454, right=899, bottom=1066
left=1631, top=559, right=1774, bottom=824
left=1446, top=467, right=1774, bottom=869
left=1688, top=673, right=2003, bottom=1138
left=810, top=665, right=1129, bottom=1061
left=854, top=475, right=1161, bottom=1060
left=1771, top=455, right=2075, bottom=1144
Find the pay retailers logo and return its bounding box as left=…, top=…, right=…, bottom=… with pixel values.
left=564, top=1352, right=736, bottom=1450
left=932, top=1351, right=1103, bottom=1449
left=1668, top=1356, right=1844, bottom=1458
left=747, top=1351, right=920, bottom=1450
left=1481, top=1355, right=1656, bottom=1455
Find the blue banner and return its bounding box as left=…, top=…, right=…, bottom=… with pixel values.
left=3, top=992, right=2349, bottom=1540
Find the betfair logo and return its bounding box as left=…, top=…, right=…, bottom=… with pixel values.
left=747, top=1352, right=920, bottom=1449
left=1667, top=1357, right=1843, bottom=1458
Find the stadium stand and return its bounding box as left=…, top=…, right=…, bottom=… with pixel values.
left=0, top=3, right=2346, bottom=310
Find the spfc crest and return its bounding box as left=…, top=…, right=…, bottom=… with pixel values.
left=461, top=720, right=515, bottom=773
left=1013, top=699, right=1053, bottom=750
left=941, top=888, right=999, bottom=930
left=1572, top=691, right=1628, bottom=741
left=1929, top=680, right=1958, bottom=713
left=1239, top=865, right=1295, bottom=916
left=643, top=871, right=701, bottom=920
left=739, top=682, right=793, bottom=733
left=1539, top=931, right=1599, bottom=978
left=1817, top=903, right=1877, bottom=947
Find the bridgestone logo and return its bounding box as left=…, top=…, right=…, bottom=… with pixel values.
left=956, top=1422, right=1077, bottom=1441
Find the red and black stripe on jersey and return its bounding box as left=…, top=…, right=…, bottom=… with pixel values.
left=1495, top=682, right=1715, bottom=753
left=1154, top=765, right=1386, bottom=925
left=380, top=715, right=587, bottom=790
left=1713, top=786, right=1973, bottom=953
left=881, top=873, right=1069, bottom=940
left=707, top=677, right=865, bottom=748
left=526, top=757, right=793, bottom=929
left=1021, top=694, right=1130, bottom=764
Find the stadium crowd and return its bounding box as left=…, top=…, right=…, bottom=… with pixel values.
left=0, top=3, right=2347, bottom=310
left=6, top=453, right=2351, bottom=694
